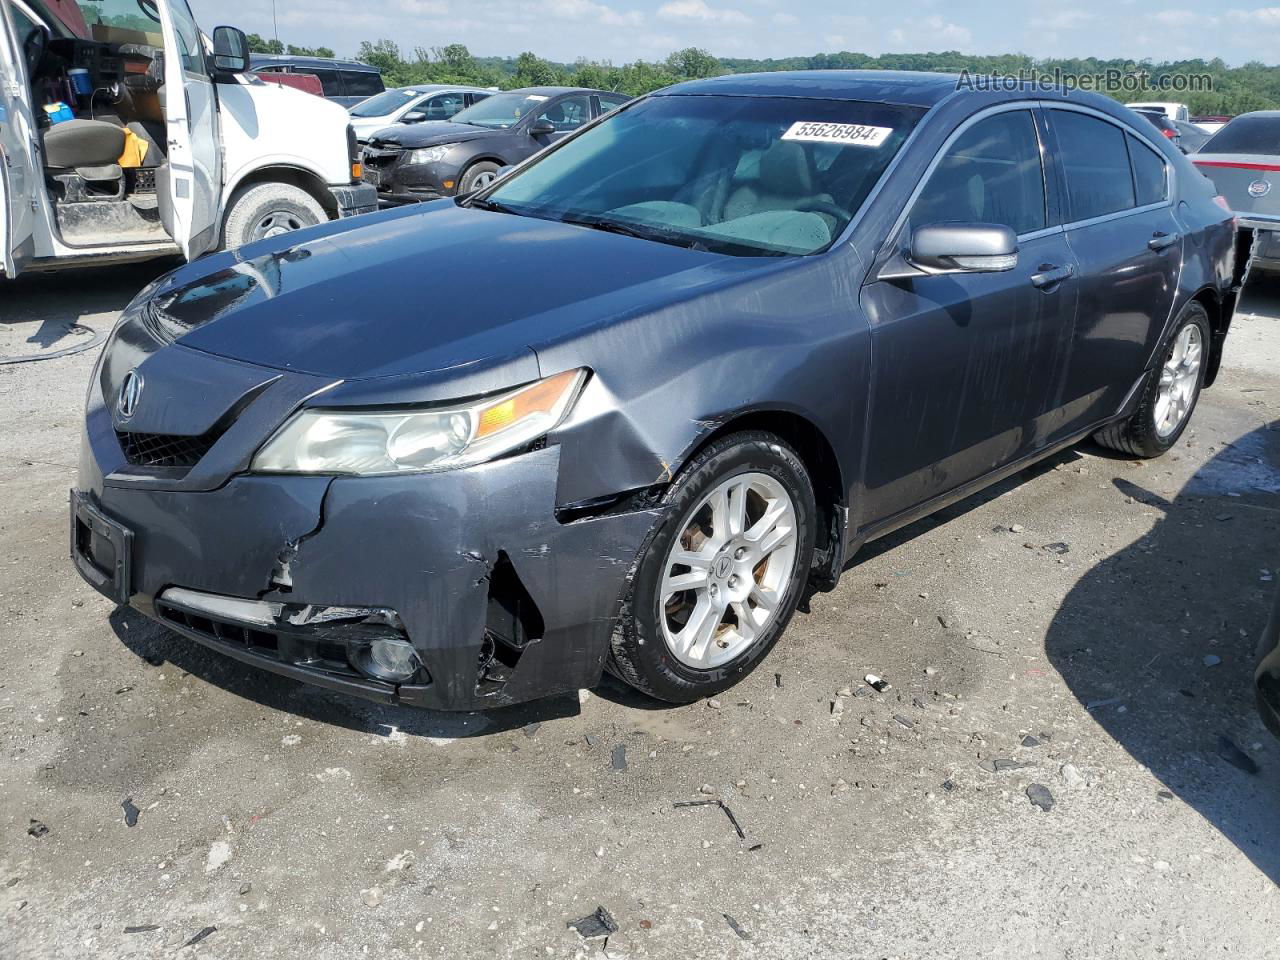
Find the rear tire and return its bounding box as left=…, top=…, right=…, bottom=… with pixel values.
left=608, top=431, right=816, bottom=703
left=1093, top=301, right=1210, bottom=458
left=221, top=182, right=326, bottom=250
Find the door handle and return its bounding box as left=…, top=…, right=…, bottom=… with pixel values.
left=1149, top=231, right=1180, bottom=251
left=1031, top=264, right=1074, bottom=289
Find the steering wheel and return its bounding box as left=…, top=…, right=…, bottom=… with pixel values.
left=22, top=25, right=48, bottom=81
left=795, top=199, right=848, bottom=220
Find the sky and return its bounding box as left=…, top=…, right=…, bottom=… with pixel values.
left=186, top=0, right=1280, bottom=66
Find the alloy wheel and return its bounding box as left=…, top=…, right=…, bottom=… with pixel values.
left=659, top=471, right=798, bottom=669
left=1154, top=323, right=1203, bottom=438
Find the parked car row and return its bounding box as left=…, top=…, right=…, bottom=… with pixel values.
left=357, top=86, right=630, bottom=202
left=71, top=70, right=1238, bottom=714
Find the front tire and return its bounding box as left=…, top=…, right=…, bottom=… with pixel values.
left=458, top=161, right=500, bottom=195
left=221, top=182, right=326, bottom=250
left=1093, top=301, right=1210, bottom=458
left=609, top=431, right=816, bottom=703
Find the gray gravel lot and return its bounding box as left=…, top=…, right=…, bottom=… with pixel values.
left=2, top=264, right=1279, bottom=959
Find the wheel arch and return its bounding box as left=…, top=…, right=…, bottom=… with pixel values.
left=1188, top=283, right=1232, bottom=387
left=223, top=165, right=339, bottom=220
left=677, top=409, right=847, bottom=591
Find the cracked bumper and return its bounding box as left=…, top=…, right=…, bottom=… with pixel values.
left=73, top=433, right=660, bottom=711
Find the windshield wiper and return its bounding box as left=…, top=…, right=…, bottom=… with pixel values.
left=467, top=197, right=519, bottom=215
left=554, top=213, right=707, bottom=250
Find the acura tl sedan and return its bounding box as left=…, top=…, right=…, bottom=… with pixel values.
left=73, top=71, right=1236, bottom=711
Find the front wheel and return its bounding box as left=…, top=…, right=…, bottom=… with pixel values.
left=1093, top=301, right=1210, bottom=458
left=609, top=431, right=816, bottom=703
left=221, top=182, right=326, bottom=250
left=457, top=161, right=500, bottom=195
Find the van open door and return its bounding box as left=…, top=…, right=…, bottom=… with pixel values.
left=155, top=0, right=221, bottom=259
left=0, top=0, right=37, bottom=277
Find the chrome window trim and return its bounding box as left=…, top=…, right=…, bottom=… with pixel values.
left=1042, top=101, right=1177, bottom=229
left=881, top=101, right=1052, bottom=255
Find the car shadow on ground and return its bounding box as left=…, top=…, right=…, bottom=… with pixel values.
left=2, top=260, right=172, bottom=326
left=1045, top=423, right=1280, bottom=883
left=107, top=606, right=582, bottom=740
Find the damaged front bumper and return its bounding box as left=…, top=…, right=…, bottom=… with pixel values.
left=73, top=367, right=660, bottom=711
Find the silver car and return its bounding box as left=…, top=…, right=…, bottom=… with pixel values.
left=348, top=85, right=494, bottom=143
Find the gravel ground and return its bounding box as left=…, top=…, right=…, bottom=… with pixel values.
left=2, top=264, right=1279, bottom=960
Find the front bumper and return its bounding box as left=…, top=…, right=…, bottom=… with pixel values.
left=328, top=182, right=379, bottom=218
left=360, top=150, right=455, bottom=205
left=73, top=380, right=660, bottom=711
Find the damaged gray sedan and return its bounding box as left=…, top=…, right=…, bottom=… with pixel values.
left=73, top=71, right=1236, bottom=710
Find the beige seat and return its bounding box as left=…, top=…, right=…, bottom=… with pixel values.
left=722, top=140, right=836, bottom=226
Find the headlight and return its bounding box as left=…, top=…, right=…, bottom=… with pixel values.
left=406, top=144, right=452, bottom=165
left=251, top=369, right=587, bottom=475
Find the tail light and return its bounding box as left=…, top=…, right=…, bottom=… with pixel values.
left=1162, top=128, right=1178, bottom=139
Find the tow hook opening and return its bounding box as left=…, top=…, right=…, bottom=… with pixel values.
left=476, top=551, right=545, bottom=695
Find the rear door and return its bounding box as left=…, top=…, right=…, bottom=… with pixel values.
left=530, top=94, right=592, bottom=149
left=859, top=105, right=1080, bottom=524
left=0, top=0, right=37, bottom=276
left=1045, top=107, right=1183, bottom=431
left=156, top=0, right=221, bottom=258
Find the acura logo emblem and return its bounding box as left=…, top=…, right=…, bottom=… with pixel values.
left=1249, top=179, right=1271, bottom=198
left=117, top=370, right=143, bottom=420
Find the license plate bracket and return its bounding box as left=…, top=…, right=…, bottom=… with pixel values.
left=69, top=490, right=133, bottom=604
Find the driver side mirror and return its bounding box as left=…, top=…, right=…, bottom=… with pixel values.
left=909, top=223, right=1018, bottom=273
left=528, top=119, right=556, bottom=136
left=211, top=26, right=249, bottom=74
left=402, top=111, right=426, bottom=124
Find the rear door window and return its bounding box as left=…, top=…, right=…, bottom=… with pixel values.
left=1051, top=110, right=1136, bottom=222
left=1128, top=134, right=1168, bottom=207
left=1202, top=116, right=1280, bottom=154
left=908, top=109, right=1047, bottom=236
left=343, top=71, right=383, bottom=98
left=537, top=96, right=592, bottom=131
left=309, top=68, right=344, bottom=98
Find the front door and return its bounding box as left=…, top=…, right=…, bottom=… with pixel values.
left=0, top=0, right=38, bottom=276
left=859, top=106, right=1079, bottom=526
left=1044, top=107, right=1183, bottom=431
left=156, top=0, right=221, bottom=258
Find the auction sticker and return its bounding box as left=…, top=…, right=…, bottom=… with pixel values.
left=781, top=121, right=893, bottom=147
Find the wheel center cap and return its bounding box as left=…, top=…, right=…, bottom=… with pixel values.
left=713, top=555, right=733, bottom=579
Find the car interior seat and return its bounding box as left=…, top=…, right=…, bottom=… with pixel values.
left=42, top=119, right=128, bottom=199
left=722, top=139, right=837, bottom=229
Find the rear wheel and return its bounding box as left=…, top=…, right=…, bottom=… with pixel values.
left=1093, top=301, right=1209, bottom=458
left=221, top=182, right=326, bottom=250
left=609, top=431, right=815, bottom=703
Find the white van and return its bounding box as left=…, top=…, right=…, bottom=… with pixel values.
left=0, top=0, right=376, bottom=278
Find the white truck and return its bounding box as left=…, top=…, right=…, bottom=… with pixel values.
left=0, top=0, right=376, bottom=279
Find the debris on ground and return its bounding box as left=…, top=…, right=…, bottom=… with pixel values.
left=611, top=744, right=627, bottom=772
left=707, top=698, right=722, bottom=709
left=893, top=714, right=914, bottom=729
left=1216, top=735, right=1260, bottom=775
left=674, top=798, right=757, bottom=847
left=184, top=926, right=217, bottom=947
left=865, top=673, right=891, bottom=693
left=567, top=905, right=618, bottom=940
left=989, top=759, right=1030, bottom=772
left=1084, top=697, right=1123, bottom=711
left=723, top=913, right=752, bottom=941
left=1060, top=764, right=1084, bottom=788
left=1026, top=783, right=1055, bottom=812
left=121, top=798, right=140, bottom=828
left=521, top=721, right=541, bottom=738
left=1020, top=736, right=1040, bottom=748
left=1203, top=654, right=1222, bottom=667
left=123, top=925, right=159, bottom=934
left=1041, top=542, right=1070, bottom=555
left=773, top=673, right=782, bottom=688
left=26, top=820, right=48, bottom=838
left=1156, top=789, right=1174, bottom=801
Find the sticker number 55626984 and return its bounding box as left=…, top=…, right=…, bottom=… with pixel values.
left=780, top=121, right=893, bottom=147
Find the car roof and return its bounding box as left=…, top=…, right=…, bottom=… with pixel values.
left=250, top=54, right=379, bottom=72
left=397, top=84, right=491, bottom=94
left=654, top=70, right=963, bottom=107
left=502, top=86, right=619, bottom=97
left=1230, top=111, right=1280, bottom=120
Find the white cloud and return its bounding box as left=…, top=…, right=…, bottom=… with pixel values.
left=772, top=12, right=798, bottom=25
left=543, top=0, right=643, bottom=26
left=1152, top=9, right=1207, bottom=26
left=657, top=0, right=752, bottom=25
left=1040, top=10, right=1094, bottom=29
left=1227, top=7, right=1280, bottom=25
left=889, top=15, right=972, bottom=49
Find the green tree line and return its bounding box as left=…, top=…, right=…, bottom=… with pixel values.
left=245, top=35, right=1280, bottom=114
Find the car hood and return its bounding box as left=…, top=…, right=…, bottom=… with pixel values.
left=366, top=121, right=504, bottom=148
left=147, top=201, right=759, bottom=381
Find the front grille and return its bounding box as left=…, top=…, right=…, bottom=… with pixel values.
left=361, top=145, right=402, bottom=170
left=115, top=428, right=220, bottom=469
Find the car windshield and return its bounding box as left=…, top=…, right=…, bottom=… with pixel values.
left=350, top=89, right=422, bottom=117
left=482, top=94, right=924, bottom=257
left=1203, top=116, right=1280, bottom=155
left=452, top=92, right=554, bottom=129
